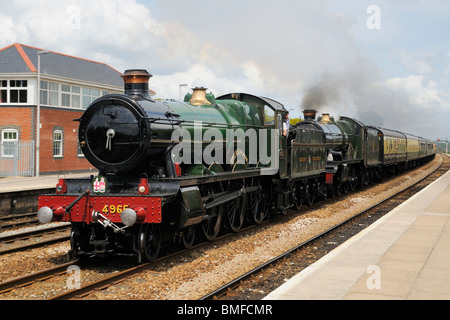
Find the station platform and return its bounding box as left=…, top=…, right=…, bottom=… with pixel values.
left=264, top=169, right=450, bottom=300
left=0, top=171, right=97, bottom=215
left=0, top=171, right=97, bottom=194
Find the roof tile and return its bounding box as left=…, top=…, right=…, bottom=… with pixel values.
left=0, top=43, right=123, bottom=88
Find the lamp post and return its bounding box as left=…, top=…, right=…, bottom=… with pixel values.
left=179, top=83, right=188, bottom=101
left=36, top=50, right=50, bottom=177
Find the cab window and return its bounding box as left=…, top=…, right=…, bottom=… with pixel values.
left=264, top=105, right=275, bottom=126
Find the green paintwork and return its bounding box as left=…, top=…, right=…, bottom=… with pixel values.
left=291, top=129, right=327, bottom=178
left=158, top=92, right=281, bottom=172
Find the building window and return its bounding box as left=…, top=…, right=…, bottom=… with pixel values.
left=39, top=80, right=116, bottom=109
left=72, top=86, right=81, bottom=108
left=77, top=137, right=84, bottom=157
left=1, top=129, right=18, bottom=157
left=0, top=80, right=27, bottom=103
left=61, top=84, right=71, bottom=107
left=40, top=81, right=59, bottom=106
left=48, top=82, right=59, bottom=106
left=82, top=87, right=101, bottom=108
left=53, top=129, right=63, bottom=157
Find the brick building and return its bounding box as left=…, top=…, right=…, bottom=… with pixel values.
left=0, top=43, right=123, bottom=176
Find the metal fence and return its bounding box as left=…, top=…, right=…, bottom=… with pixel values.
left=0, top=141, right=35, bottom=177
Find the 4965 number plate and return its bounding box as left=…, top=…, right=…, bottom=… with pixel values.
left=101, top=204, right=129, bottom=214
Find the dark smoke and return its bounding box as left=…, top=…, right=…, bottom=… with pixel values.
left=300, top=75, right=343, bottom=114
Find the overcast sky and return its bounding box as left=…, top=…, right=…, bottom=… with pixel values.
left=1, top=0, right=450, bottom=140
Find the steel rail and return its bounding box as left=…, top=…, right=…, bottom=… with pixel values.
left=0, top=260, right=79, bottom=294
left=199, top=156, right=448, bottom=300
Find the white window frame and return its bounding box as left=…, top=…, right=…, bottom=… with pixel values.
left=39, top=80, right=118, bottom=109
left=77, top=136, right=84, bottom=157
left=0, top=80, right=28, bottom=104
left=53, top=129, right=63, bottom=158
left=1, top=129, right=18, bottom=157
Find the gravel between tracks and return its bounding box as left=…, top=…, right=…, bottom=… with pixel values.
left=0, top=155, right=441, bottom=299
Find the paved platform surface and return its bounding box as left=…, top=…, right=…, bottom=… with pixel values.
left=264, top=169, right=450, bottom=300
left=0, top=171, right=97, bottom=193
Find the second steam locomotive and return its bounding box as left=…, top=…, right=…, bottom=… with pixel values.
left=38, top=69, right=436, bottom=262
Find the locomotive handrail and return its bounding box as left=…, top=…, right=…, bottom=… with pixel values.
left=144, top=117, right=264, bottom=129
left=65, top=189, right=90, bottom=214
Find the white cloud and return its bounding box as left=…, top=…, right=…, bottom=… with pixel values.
left=391, top=49, right=434, bottom=75
left=1, top=0, right=450, bottom=139
left=385, top=75, right=448, bottom=108
left=0, top=14, right=17, bottom=44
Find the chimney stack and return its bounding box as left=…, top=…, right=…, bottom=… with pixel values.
left=303, top=109, right=317, bottom=121
left=121, top=69, right=152, bottom=99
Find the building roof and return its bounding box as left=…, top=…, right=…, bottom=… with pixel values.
left=0, top=43, right=123, bottom=88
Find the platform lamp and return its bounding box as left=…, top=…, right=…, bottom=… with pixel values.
left=36, top=50, right=50, bottom=177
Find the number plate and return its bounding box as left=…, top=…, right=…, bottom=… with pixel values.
left=102, top=204, right=129, bottom=214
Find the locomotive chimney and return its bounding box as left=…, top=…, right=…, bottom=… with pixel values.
left=121, top=69, right=153, bottom=99
left=303, top=109, right=317, bottom=121
left=189, top=86, right=211, bottom=106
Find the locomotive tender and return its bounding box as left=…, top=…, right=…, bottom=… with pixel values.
left=37, top=69, right=436, bottom=262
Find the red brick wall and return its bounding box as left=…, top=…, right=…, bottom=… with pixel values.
left=0, top=106, right=34, bottom=141
left=0, top=106, right=95, bottom=174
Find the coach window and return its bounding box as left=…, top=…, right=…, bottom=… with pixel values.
left=1, top=129, right=18, bottom=157
left=53, top=129, right=63, bottom=158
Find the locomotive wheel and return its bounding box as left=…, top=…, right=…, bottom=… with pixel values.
left=139, top=224, right=161, bottom=262
left=327, top=184, right=335, bottom=199
left=349, top=177, right=358, bottom=191
left=201, top=204, right=223, bottom=240
left=226, top=196, right=246, bottom=232
left=249, top=190, right=268, bottom=224
left=294, top=182, right=304, bottom=210
left=69, top=228, right=80, bottom=257
left=69, top=223, right=89, bottom=258
left=334, top=183, right=342, bottom=196
left=181, top=225, right=196, bottom=249
left=305, top=182, right=316, bottom=206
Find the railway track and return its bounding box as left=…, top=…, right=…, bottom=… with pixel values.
left=0, top=222, right=70, bottom=255
left=0, top=155, right=446, bottom=300
left=0, top=260, right=78, bottom=295
left=0, top=212, right=39, bottom=231
left=200, top=155, right=450, bottom=300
